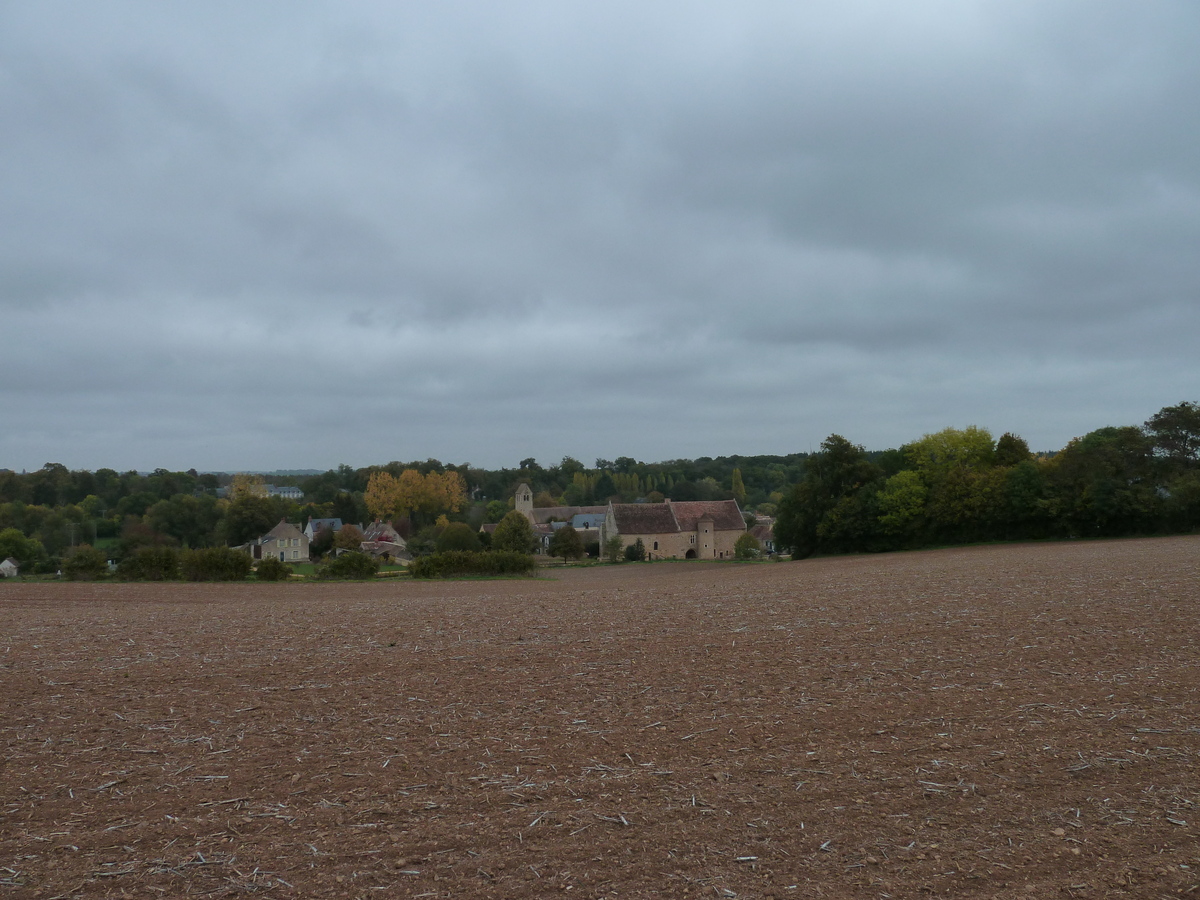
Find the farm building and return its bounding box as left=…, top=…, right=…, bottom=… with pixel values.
left=599, top=499, right=746, bottom=560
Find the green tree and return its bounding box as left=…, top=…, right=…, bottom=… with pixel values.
left=593, top=473, right=618, bottom=502
left=603, top=535, right=624, bottom=562
left=492, top=510, right=536, bottom=554
left=1000, top=459, right=1051, bottom=539
left=409, top=550, right=538, bottom=579
left=330, top=491, right=364, bottom=526
left=876, top=469, right=927, bottom=539
left=180, top=548, right=253, bottom=582
left=310, top=526, right=335, bottom=559
left=994, top=432, right=1033, bottom=467
left=222, top=495, right=277, bottom=546
left=1145, top=401, right=1200, bottom=471
left=906, top=426, right=995, bottom=476
left=774, top=435, right=882, bottom=558
left=64, top=544, right=107, bottom=581
left=905, top=427, right=1000, bottom=543
left=1161, top=470, right=1200, bottom=532
left=730, top=468, right=747, bottom=503
left=146, top=493, right=222, bottom=548
left=117, top=546, right=180, bottom=581
left=1046, top=426, right=1160, bottom=536
left=557, top=456, right=585, bottom=480
left=548, top=524, right=584, bottom=560
left=624, top=538, right=646, bottom=561
left=333, top=523, right=364, bottom=552
left=317, top=551, right=380, bottom=580
left=0, top=527, right=48, bottom=572
left=816, top=489, right=884, bottom=553
left=733, top=531, right=761, bottom=559
left=255, top=556, right=293, bottom=581
left=923, top=466, right=1006, bottom=543
left=437, top=522, right=482, bottom=552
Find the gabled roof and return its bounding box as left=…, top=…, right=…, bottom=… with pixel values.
left=264, top=519, right=305, bottom=541
left=362, top=519, right=402, bottom=543
left=610, top=499, right=746, bottom=535
left=671, top=500, right=746, bottom=532
left=750, top=523, right=774, bottom=542
left=610, top=502, right=680, bottom=535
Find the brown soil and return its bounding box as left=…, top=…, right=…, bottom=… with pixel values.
left=2, top=537, right=1198, bottom=899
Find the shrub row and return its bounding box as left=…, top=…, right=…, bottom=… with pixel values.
left=315, top=551, right=380, bottom=580
left=408, top=550, right=537, bottom=579
left=255, top=556, right=293, bottom=581
left=114, top=546, right=253, bottom=582
left=182, top=548, right=253, bottom=582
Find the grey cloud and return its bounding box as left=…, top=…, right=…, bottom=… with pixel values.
left=1, top=2, right=1198, bottom=470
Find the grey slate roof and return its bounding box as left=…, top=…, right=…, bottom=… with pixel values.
left=529, top=505, right=607, bottom=524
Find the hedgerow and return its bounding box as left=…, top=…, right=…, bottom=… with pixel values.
left=316, top=551, right=380, bottom=580
left=255, top=556, right=293, bottom=581
left=408, top=550, right=537, bottom=579
left=181, top=547, right=253, bottom=582
left=117, top=546, right=180, bottom=581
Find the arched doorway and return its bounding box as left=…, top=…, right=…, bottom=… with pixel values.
left=685, top=549, right=697, bottom=559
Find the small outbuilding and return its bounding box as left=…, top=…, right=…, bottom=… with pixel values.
left=1, top=557, right=19, bottom=578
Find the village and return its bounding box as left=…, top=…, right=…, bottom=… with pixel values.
left=229, top=482, right=776, bottom=572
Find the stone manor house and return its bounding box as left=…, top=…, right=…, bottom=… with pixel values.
left=510, top=483, right=747, bottom=560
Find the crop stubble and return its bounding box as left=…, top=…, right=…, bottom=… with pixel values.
left=2, top=536, right=1198, bottom=898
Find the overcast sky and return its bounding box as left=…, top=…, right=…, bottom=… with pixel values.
left=2, top=2, right=1197, bottom=473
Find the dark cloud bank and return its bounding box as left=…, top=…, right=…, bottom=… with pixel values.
left=2, top=2, right=1197, bottom=471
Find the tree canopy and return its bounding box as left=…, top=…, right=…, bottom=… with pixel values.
left=364, top=469, right=467, bottom=523
left=491, top=511, right=536, bottom=554
left=548, top=524, right=584, bottom=559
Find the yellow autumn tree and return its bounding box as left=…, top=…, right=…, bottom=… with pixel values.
left=227, top=473, right=268, bottom=501
left=364, top=472, right=399, bottom=521
left=395, top=469, right=427, bottom=516
left=364, top=469, right=467, bottom=522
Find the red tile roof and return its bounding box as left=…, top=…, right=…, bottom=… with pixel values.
left=610, top=503, right=680, bottom=535
left=671, top=500, right=745, bottom=532
left=610, top=499, right=745, bottom=535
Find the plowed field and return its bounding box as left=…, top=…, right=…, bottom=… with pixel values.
left=3, top=536, right=1199, bottom=898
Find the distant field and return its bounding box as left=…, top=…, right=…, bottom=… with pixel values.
left=2, top=537, right=1198, bottom=898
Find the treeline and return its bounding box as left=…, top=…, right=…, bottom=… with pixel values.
left=774, top=402, right=1200, bottom=558
left=3, top=401, right=1195, bottom=574
left=0, top=453, right=805, bottom=573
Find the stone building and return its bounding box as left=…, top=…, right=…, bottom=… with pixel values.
left=513, top=482, right=606, bottom=527
left=251, top=519, right=310, bottom=563
left=599, top=499, right=746, bottom=560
